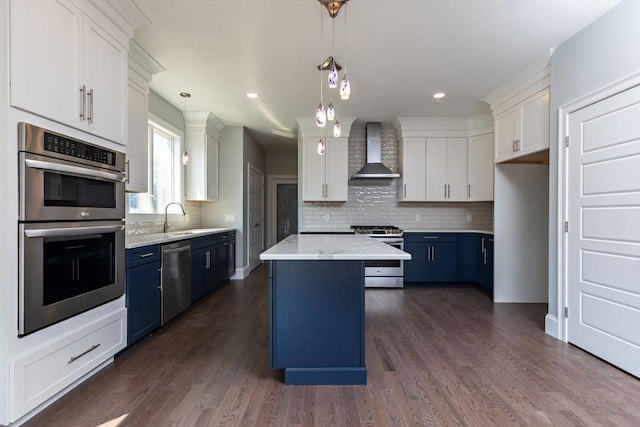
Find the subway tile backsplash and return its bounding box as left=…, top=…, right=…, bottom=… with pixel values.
left=125, top=201, right=202, bottom=235
left=303, top=123, right=494, bottom=231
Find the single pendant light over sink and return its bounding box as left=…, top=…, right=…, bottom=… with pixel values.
left=180, top=92, right=191, bottom=165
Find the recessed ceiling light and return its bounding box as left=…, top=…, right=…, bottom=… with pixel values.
left=247, top=92, right=259, bottom=99
left=433, top=92, right=446, bottom=99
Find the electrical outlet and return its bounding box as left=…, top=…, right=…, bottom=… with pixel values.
left=324, top=213, right=330, bottom=222
left=225, top=214, right=235, bottom=222
left=415, top=214, right=421, bottom=222
left=466, top=214, right=472, bottom=222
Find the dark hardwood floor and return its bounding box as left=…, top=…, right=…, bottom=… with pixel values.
left=26, top=265, right=640, bottom=426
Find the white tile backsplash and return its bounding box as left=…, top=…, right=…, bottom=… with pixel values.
left=303, top=123, right=494, bottom=231
left=125, top=200, right=202, bottom=235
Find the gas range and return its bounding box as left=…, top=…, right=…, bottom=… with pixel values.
left=350, top=225, right=404, bottom=238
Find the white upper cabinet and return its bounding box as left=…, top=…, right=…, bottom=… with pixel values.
left=467, top=133, right=494, bottom=201
left=185, top=112, right=223, bottom=202
left=10, top=0, right=128, bottom=145
left=399, top=137, right=468, bottom=202
left=302, top=137, right=348, bottom=202
left=398, top=138, right=426, bottom=201
left=426, top=138, right=468, bottom=201
left=494, top=87, right=549, bottom=163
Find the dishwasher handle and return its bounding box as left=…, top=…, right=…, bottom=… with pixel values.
left=162, top=245, right=191, bottom=255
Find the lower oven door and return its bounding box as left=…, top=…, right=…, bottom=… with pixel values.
left=364, top=238, right=404, bottom=288
left=18, top=220, right=125, bottom=336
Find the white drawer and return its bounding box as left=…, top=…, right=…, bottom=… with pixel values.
left=9, top=308, right=126, bottom=421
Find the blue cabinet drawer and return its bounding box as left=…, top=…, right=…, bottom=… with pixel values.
left=404, top=233, right=458, bottom=243
left=191, top=234, right=219, bottom=250
left=126, top=245, right=160, bottom=268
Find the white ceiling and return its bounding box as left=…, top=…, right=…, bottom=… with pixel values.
left=132, top=0, right=620, bottom=150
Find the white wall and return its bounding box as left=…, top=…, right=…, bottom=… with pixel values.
left=495, top=164, right=549, bottom=302
left=547, top=0, right=640, bottom=319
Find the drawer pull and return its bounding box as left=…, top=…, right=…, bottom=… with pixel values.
left=68, top=343, right=101, bottom=364
left=423, top=236, right=439, bottom=239
left=139, top=252, right=155, bottom=258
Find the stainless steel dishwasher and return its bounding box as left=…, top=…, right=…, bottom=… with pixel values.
left=161, top=240, right=192, bottom=325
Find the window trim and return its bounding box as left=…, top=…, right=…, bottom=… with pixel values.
left=127, top=114, right=185, bottom=220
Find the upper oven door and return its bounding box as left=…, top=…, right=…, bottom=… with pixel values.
left=19, top=151, right=126, bottom=221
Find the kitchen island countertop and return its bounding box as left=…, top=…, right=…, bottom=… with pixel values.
left=260, top=234, right=411, bottom=261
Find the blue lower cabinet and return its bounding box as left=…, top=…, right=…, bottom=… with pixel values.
left=458, top=234, right=480, bottom=283
left=126, top=245, right=161, bottom=346
left=191, top=235, right=218, bottom=303
left=403, top=233, right=458, bottom=283
left=270, top=260, right=366, bottom=385
left=483, top=236, right=494, bottom=296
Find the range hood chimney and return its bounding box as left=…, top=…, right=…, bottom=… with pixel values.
left=352, top=122, right=399, bottom=179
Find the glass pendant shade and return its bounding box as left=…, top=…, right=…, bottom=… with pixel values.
left=317, top=138, right=325, bottom=155
left=340, top=75, right=351, bottom=100
left=327, top=102, right=335, bottom=121
left=316, top=103, right=327, bottom=127
left=333, top=120, right=341, bottom=137
left=328, top=65, right=338, bottom=88
left=181, top=150, right=190, bottom=165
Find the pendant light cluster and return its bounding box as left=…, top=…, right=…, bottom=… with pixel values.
left=315, top=0, right=350, bottom=155
left=180, top=92, right=191, bottom=165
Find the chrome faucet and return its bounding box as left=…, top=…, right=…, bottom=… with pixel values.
left=163, top=202, right=186, bottom=233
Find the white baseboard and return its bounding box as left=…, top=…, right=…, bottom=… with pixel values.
left=545, top=314, right=560, bottom=339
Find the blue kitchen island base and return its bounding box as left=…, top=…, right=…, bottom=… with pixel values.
left=269, top=260, right=366, bottom=385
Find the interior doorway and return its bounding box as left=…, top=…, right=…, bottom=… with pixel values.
left=268, top=175, right=298, bottom=247
left=276, top=183, right=298, bottom=242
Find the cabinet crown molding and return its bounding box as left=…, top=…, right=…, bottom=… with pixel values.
left=295, top=117, right=357, bottom=138
left=393, top=114, right=493, bottom=139
left=128, top=41, right=165, bottom=82
left=482, top=59, right=550, bottom=116
left=87, top=0, right=151, bottom=39
left=184, top=111, right=225, bottom=139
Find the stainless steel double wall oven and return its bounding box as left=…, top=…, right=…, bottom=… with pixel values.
left=18, top=123, right=126, bottom=336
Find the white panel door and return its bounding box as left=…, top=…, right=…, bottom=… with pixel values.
left=567, top=84, right=640, bottom=378
left=426, top=138, right=447, bottom=201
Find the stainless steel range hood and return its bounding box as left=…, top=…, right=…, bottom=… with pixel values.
left=352, top=122, right=399, bottom=179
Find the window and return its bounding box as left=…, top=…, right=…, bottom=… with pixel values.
left=128, top=117, right=184, bottom=214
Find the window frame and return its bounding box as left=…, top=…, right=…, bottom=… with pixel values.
left=127, top=114, right=186, bottom=219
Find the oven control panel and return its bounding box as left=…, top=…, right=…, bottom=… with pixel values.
left=44, top=132, right=116, bottom=166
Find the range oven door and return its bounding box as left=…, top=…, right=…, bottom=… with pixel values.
left=19, top=152, right=125, bottom=222
left=364, top=238, right=404, bottom=288
left=18, top=221, right=125, bottom=336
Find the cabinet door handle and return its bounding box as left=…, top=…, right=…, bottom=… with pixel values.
left=87, top=88, right=94, bottom=124
left=403, top=184, right=406, bottom=198
left=139, top=252, right=155, bottom=258
left=448, top=184, right=451, bottom=198
left=481, top=237, right=485, bottom=253
left=444, top=184, right=447, bottom=198
left=468, top=184, right=471, bottom=198
left=125, top=160, right=130, bottom=184
left=79, top=85, right=87, bottom=121
left=68, top=343, right=100, bottom=364
left=432, top=246, right=435, bottom=262
left=484, top=249, right=487, bottom=265
left=205, top=251, right=210, bottom=269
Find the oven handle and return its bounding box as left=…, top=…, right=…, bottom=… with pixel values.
left=24, top=225, right=125, bottom=238
left=24, top=158, right=126, bottom=183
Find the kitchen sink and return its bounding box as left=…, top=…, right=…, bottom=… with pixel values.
left=167, top=231, right=195, bottom=236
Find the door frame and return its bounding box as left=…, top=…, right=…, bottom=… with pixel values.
left=247, top=163, right=265, bottom=272
left=267, top=175, right=298, bottom=247
left=553, top=71, right=640, bottom=342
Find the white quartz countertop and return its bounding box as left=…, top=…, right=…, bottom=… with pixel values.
left=125, top=228, right=235, bottom=249
left=403, top=229, right=494, bottom=234
left=260, top=234, right=412, bottom=261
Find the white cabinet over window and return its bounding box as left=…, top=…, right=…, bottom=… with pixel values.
left=185, top=112, right=224, bottom=202
left=302, top=137, right=348, bottom=202
left=126, top=42, right=165, bottom=193
left=10, top=0, right=129, bottom=145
